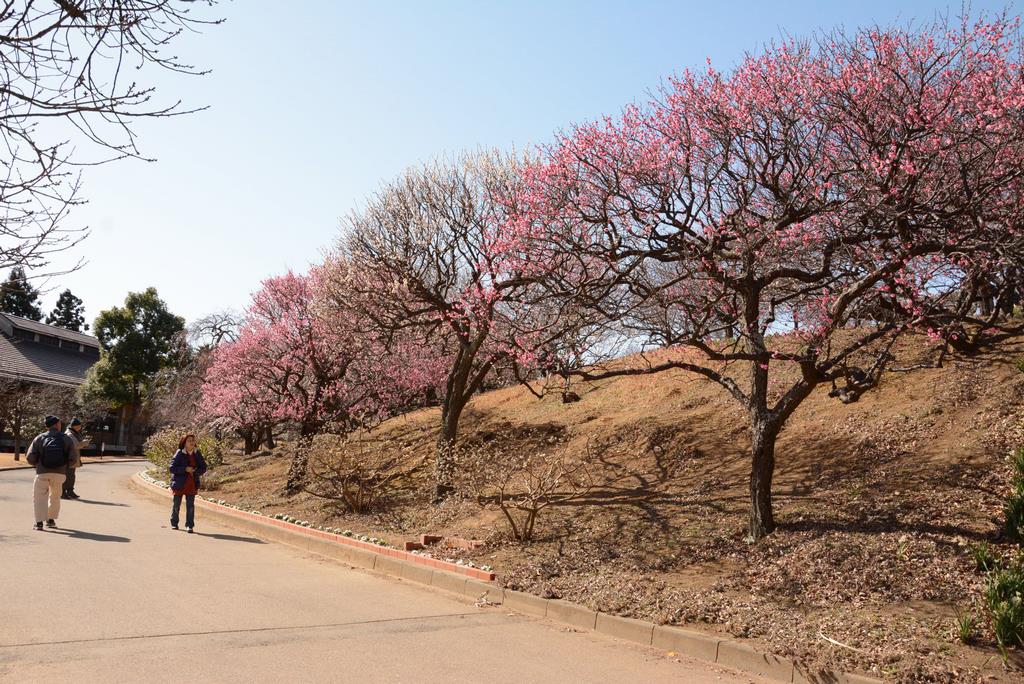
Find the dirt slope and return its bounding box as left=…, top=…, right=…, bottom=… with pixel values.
left=207, top=334, right=1024, bottom=682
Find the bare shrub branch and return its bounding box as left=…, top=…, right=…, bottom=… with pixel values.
left=304, top=434, right=420, bottom=514
left=456, top=440, right=597, bottom=542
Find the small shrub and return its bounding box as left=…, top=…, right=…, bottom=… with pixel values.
left=1004, top=446, right=1024, bottom=544
left=455, top=441, right=596, bottom=542
left=970, top=542, right=999, bottom=572
left=304, top=434, right=413, bottom=513
left=1006, top=490, right=1024, bottom=543
left=984, top=558, right=1024, bottom=648
left=1015, top=356, right=1024, bottom=375
left=143, top=427, right=224, bottom=472
left=954, top=612, right=977, bottom=644
left=1011, top=446, right=1024, bottom=479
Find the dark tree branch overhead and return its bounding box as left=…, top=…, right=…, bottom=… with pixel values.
left=0, top=1, right=222, bottom=272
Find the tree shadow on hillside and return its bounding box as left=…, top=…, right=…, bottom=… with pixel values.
left=776, top=517, right=992, bottom=543
left=549, top=447, right=750, bottom=538
left=776, top=430, right=1004, bottom=501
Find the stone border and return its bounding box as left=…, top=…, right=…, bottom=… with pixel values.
left=129, top=471, right=880, bottom=684
left=129, top=472, right=495, bottom=581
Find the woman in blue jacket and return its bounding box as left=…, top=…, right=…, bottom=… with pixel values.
left=168, top=434, right=208, bottom=533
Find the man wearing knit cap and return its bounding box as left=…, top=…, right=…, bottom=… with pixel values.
left=62, top=417, right=85, bottom=500
left=26, top=415, right=73, bottom=530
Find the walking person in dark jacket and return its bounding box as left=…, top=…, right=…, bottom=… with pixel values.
left=26, top=415, right=73, bottom=530
left=61, top=417, right=85, bottom=500
left=169, top=434, right=208, bottom=533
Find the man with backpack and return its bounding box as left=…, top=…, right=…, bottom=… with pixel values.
left=26, top=415, right=73, bottom=531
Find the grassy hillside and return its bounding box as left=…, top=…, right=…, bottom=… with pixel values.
left=206, top=333, right=1024, bottom=682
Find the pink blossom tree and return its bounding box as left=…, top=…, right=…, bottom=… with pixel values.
left=519, top=17, right=1024, bottom=540
left=202, top=269, right=444, bottom=491
left=199, top=327, right=279, bottom=455
left=331, top=151, right=593, bottom=500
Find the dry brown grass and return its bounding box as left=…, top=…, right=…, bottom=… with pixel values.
left=210, top=334, right=1024, bottom=682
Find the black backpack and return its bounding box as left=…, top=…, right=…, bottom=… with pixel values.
left=40, top=433, right=67, bottom=469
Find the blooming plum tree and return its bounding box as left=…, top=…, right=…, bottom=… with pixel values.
left=202, top=269, right=444, bottom=490
left=332, top=151, right=592, bottom=500
left=518, top=17, right=1024, bottom=540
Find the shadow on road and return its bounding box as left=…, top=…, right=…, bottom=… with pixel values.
left=191, top=532, right=265, bottom=544
left=73, top=499, right=129, bottom=507
left=48, top=528, right=130, bottom=543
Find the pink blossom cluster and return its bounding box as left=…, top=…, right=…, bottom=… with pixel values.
left=512, top=17, right=1024, bottom=355
left=201, top=269, right=447, bottom=437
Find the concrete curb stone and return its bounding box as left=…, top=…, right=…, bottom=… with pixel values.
left=373, top=554, right=406, bottom=579
left=503, top=589, right=548, bottom=617
left=716, top=641, right=795, bottom=682
left=129, top=472, right=488, bottom=580
left=307, top=534, right=348, bottom=560
left=546, top=600, right=598, bottom=631
left=595, top=613, right=654, bottom=646
left=464, top=579, right=502, bottom=604
left=652, top=625, right=720, bottom=662
left=794, top=669, right=883, bottom=684
left=400, top=561, right=435, bottom=586
left=430, top=571, right=467, bottom=597
left=346, top=547, right=380, bottom=570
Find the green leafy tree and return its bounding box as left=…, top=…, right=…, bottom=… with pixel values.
left=79, top=288, right=185, bottom=452
left=45, top=289, right=87, bottom=332
left=0, top=267, right=43, bottom=320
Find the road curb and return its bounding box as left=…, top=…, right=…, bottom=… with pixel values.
left=128, top=472, right=881, bottom=684
left=0, top=458, right=149, bottom=473
left=547, top=599, right=598, bottom=630
left=128, top=472, right=495, bottom=582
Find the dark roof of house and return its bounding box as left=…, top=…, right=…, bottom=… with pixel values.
left=0, top=333, right=98, bottom=386
left=0, top=313, right=99, bottom=348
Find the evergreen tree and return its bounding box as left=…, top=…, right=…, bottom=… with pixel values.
left=78, top=288, right=185, bottom=452
left=46, top=289, right=87, bottom=332
left=0, top=268, right=43, bottom=320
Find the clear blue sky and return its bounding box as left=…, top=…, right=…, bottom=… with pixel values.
left=36, top=0, right=1019, bottom=326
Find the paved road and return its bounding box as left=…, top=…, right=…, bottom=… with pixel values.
left=0, top=463, right=765, bottom=683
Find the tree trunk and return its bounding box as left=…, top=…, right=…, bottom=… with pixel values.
left=241, top=429, right=256, bottom=455
left=742, top=286, right=780, bottom=542
left=433, top=329, right=495, bottom=502
left=748, top=414, right=780, bottom=541
left=999, top=269, right=1018, bottom=317
left=125, top=406, right=138, bottom=455
left=264, top=425, right=276, bottom=449
left=117, top=405, right=126, bottom=448
left=434, top=397, right=465, bottom=501
left=285, top=428, right=315, bottom=493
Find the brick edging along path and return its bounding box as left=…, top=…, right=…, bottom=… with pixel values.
left=129, top=472, right=881, bottom=684
left=128, top=472, right=494, bottom=580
